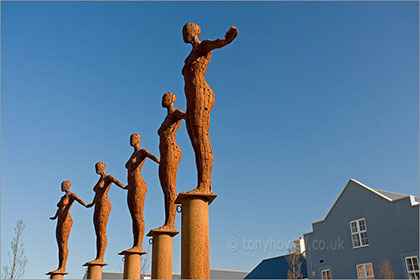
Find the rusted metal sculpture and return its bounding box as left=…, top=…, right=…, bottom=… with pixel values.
left=86, top=162, right=125, bottom=264
left=155, top=92, right=186, bottom=231
left=48, top=181, right=88, bottom=274
left=182, top=23, right=238, bottom=193
left=124, top=133, right=160, bottom=252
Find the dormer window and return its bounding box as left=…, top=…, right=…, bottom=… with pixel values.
left=350, top=218, right=369, bottom=248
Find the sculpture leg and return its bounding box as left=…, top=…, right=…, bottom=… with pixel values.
left=187, top=113, right=213, bottom=193
left=56, top=218, right=72, bottom=272
left=94, top=210, right=109, bottom=262
left=127, top=191, right=145, bottom=252
left=158, top=156, right=179, bottom=231
left=165, top=187, right=177, bottom=230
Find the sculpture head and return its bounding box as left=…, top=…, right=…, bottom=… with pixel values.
left=61, top=180, right=71, bottom=192
left=183, top=23, right=200, bottom=44
left=130, top=133, right=142, bottom=147
left=95, top=161, right=106, bottom=175
left=162, top=92, right=176, bottom=108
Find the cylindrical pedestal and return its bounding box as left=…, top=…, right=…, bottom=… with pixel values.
left=147, top=229, right=179, bottom=279
left=175, top=191, right=217, bottom=280
left=118, top=250, right=147, bottom=279
left=46, top=271, right=68, bottom=280
left=83, top=262, right=107, bottom=279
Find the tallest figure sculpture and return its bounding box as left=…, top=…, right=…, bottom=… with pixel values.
left=181, top=23, right=238, bottom=193
left=176, top=23, right=238, bottom=279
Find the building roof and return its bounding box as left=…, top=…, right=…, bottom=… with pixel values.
left=310, top=178, right=419, bottom=226
left=245, top=254, right=307, bottom=279
left=374, top=188, right=415, bottom=201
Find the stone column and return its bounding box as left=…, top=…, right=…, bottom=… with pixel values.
left=175, top=192, right=217, bottom=280
left=146, top=229, right=179, bottom=279
left=83, top=262, right=107, bottom=279
left=46, top=272, right=68, bottom=280
left=118, top=250, right=147, bottom=279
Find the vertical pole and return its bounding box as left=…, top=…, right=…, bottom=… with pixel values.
left=147, top=229, right=179, bottom=279
left=83, top=262, right=107, bottom=280
left=175, top=192, right=217, bottom=280
left=118, top=250, right=147, bottom=279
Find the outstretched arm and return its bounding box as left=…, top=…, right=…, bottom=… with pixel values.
left=143, top=149, right=160, bottom=164
left=72, top=193, right=88, bottom=207
left=50, top=208, right=61, bottom=220
left=174, top=109, right=186, bottom=120
left=201, top=26, right=238, bottom=52
left=86, top=193, right=98, bottom=208
left=109, top=175, right=126, bottom=190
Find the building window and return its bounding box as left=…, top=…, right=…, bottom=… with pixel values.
left=321, top=269, right=331, bottom=279
left=356, top=263, right=374, bottom=279
left=350, top=218, right=369, bottom=248
left=405, top=256, right=420, bottom=279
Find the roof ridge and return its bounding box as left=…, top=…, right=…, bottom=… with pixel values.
left=374, top=188, right=410, bottom=196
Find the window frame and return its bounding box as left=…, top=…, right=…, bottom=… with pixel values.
left=321, top=269, right=331, bottom=280
left=356, top=263, right=374, bottom=280
left=405, top=256, right=420, bottom=279
left=350, top=218, right=369, bottom=248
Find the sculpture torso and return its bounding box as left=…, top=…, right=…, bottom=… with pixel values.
left=182, top=45, right=215, bottom=112
left=57, top=193, right=75, bottom=222
left=158, top=111, right=183, bottom=157
left=126, top=150, right=147, bottom=191
left=93, top=176, right=113, bottom=210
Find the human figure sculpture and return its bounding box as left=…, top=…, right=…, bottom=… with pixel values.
left=49, top=180, right=88, bottom=273
left=182, top=23, right=238, bottom=193
left=155, top=92, right=186, bottom=231
left=86, top=162, right=125, bottom=264
left=125, top=133, right=160, bottom=252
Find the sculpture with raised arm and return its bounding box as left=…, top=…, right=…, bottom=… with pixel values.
left=48, top=180, right=88, bottom=274
left=86, top=162, right=125, bottom=264
left=155, top=92, right=186, bottom=231
left=124, top=133, right=160, bottom=252
left=182, top=23, right=238, bottom=193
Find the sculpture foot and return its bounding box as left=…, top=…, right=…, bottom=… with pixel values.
left=153, top=224, right=175, bottom=232
left=86, top=259, right=105, bottom=265
left=124, top=246, right=143, bottom=253
left=48, top=268, right=66, bottom=274
left=185, top=187, right=213, bottom=195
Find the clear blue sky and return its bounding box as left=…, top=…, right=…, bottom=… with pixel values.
left=2, top=1, right=418, bottom=279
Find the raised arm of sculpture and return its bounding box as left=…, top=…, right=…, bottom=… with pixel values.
left=109, top=175, right=127, bottom=190
left=71, top=193, right=88, bottom=207
left=201, top=26, right=238, bottom=52
left=174, top=109, right=187, bottom=120
left=143, top=149, right=160, bottom=164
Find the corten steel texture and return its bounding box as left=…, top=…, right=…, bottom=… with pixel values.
left=157, top=92, right=186, bottom=231
left=118, top=250, right=147, bottom=279
left=147, top=229, right=179, bottom=279
left=86, top=162, right=126, bottom=264
left=83, top=262, right=107, bottom=280
left=125, top=133, right=160, bottom=252
left=175, top=192, right=217, bottom=279
left=48, top=180, right=88, bottom=275
left=181, top=23, right=238, bottom=193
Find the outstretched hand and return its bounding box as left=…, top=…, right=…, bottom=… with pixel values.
left=225, top=26, right=238, bottom=43
left=49, top=216, right=56, bottom=220
left=86, top=203, right=94, bottom=208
